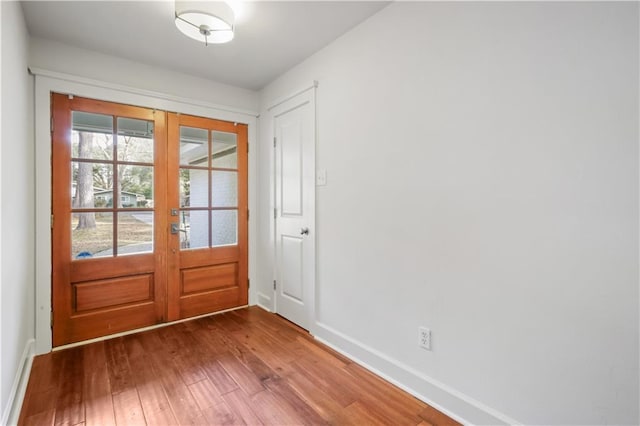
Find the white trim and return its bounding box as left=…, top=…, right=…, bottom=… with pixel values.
left=34, top=73, right=258, bottom=355
left=256, top=292, right=272, bottom=312
left=53, top=305, right=247, bottom=352
left=313, top=322, right=522, bottom=426
left=29, top=67, right=259, bottom=118
left=266, top=80, right=318, bottom=111
left=1, top=339, right=35, bottom=426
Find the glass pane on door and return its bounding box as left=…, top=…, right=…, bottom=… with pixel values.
left=71, top=212, right=113, bottom=259
left=211, top=171, right=237, bottom=207
left=180, top=210, right=209, bottom=250
left=71, top=162, right=113, bottom=208
left=117, top=211, right=153, bottom=255
left=180, top=168, right=209, bottom=208
left=212, top=210, right=237, bottom=246
left=180, top=127, right=208, bottom=166
left=212, top=131, right=237, bottom=168
left=72, top=111, right=114, bottom=160
left=117, top=117, right=154, bottom=163
left=118, top=165, right=154, bottom=208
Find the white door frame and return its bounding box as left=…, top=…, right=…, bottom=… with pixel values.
left=33, top=68, right=259, bottom=354
left=268, top=81, right=317, bottom=334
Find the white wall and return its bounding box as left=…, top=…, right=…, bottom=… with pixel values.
left=258, top=2, right=639, bottom=424
left=30, top=37, right=259, bottom=113
left=1, top=1, right=35, bottom=423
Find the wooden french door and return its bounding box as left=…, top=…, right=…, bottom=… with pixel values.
left=166, top=113, right=248, bottom=321
left=52, top=94, right=247, bottom=346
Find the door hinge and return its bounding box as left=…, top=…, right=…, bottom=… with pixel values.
left=273, top=208, right=277, bottom=219
left=50, top=214, right=54, bottom=229
left=247, top=142, right=249, bottom=154
left=273, top=137, right=276, bottom=148
left=247, top=209, right=250, bottom=221
left=50, top=311, right=54, bottom=328
left=273, top=280, right=276, bottom=290
left=50, top=117, right=54, bottom=133
left=247, top=278, right=250, bottom=288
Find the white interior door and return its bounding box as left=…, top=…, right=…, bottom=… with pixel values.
left=273, top=87, right=315, bottom=330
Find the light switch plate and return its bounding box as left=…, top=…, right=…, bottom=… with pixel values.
left=316, top=169, right=327, bottom=186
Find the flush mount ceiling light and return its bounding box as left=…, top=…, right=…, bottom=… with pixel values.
left=175, top=1, right=235, bottom=45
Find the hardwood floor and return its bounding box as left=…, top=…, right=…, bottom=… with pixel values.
left=19, top=307, right=460, bottom=425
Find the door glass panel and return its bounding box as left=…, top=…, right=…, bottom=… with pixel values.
left=117, top=211, right=153, bottom=255
left=117, top=118, right=154, bottom=163
left=180, top=168, right=208, bottom=208
left=72, top=112, right=114, bottom=160
left=71, top=212, right=113, bottom=259
left=72, top=162, right=113, bottom=208
left=180, top=210, right=209, bottom=250
left=118, top=165, right=153, bottom=208
left=211, top=171, right=237, bottom=207
left=212, top=131, right=237, bottom=168
left=212, top=210, right=237, bottom=246
left=180, top=127, right=208, bottom=166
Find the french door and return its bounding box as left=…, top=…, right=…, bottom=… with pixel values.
left=167, top=113, right=248, bottom=321
left=51, top=94, right=247, bottom=346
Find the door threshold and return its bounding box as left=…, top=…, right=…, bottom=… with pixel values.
left=52, top=304, right=249, bottom=352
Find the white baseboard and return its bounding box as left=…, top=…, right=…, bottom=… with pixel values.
left=257, top=292, right=272, bottom=312
left=1, top=338, right=35, bottom=426
left=313, top=322, right=520, bottom=426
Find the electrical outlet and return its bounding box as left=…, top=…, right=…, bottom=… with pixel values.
left=419, top=327, right=431, bottom=350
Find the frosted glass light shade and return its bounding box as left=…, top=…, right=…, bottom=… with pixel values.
left=175, top=1, right=235, bottom=44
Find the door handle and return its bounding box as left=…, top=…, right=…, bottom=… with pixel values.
left=171, top=223, right=179, bottom=234
left=300, top=227, right=309, bottom=235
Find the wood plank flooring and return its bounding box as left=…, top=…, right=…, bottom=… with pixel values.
left=19, top=307, right=460, bottom=425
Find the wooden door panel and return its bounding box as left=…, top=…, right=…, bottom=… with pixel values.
left=73, top=274, right=153, bottom=312
left=63, top=303, right=158, bottom=344
left=179, top=286, right=241, bottom=319
left=182, top=263, right=238, bottom=294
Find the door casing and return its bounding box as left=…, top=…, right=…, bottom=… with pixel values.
left=33, top=71, right=258, bottom=354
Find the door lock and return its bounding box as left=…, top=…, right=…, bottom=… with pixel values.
left=300, top=227, right=309, bottom=235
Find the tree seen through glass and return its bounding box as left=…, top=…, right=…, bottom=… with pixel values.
left=71, top=112, right=154, bottom=259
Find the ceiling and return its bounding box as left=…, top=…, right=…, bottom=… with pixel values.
left=22, top=1, right=389, bottom=91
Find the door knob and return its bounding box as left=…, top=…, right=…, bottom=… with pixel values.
left=171, top=223, right=179, bottom=234
left=300, top=227, right=309, bottom=235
